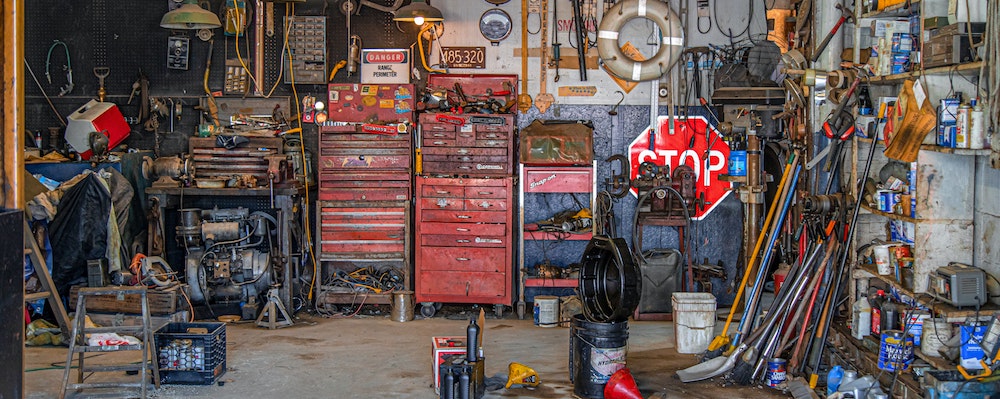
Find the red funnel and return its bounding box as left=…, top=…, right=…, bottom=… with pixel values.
left=604, top=368, right=642, bottom=399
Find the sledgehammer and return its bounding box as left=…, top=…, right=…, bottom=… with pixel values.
left=811, top=4, right=855, bottom=63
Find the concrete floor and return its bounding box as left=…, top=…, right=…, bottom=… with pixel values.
left=24, top=311, right=790, bottom=399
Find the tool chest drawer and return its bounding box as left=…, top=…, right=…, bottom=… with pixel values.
left=418, top=113, right=515, bottom=177
left=318, top=203, right=407, bottom=258
left=318, top=177, right=410, bottom=202
left=416, top=271, right=509, bottom=301
left=418, top=247, right=508, bottom=272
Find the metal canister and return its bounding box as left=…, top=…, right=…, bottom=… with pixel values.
left=766, top=358, right=788, bottom=388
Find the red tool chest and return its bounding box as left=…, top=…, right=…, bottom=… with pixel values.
left=316, top=84, right=415, bottom=305
left=418, top=113, right=516, bottom=176
left=415, top=177, right=514, bottom=312
left=414, top=75, right=518, bottom=317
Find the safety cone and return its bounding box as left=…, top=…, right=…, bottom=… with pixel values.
left=604, top=368, right=642, bottom=399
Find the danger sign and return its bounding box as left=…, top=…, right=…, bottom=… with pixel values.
left=628, top=116, right=732, bottom=220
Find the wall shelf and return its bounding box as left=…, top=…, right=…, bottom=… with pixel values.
left=853, top=264, right=998, bottom=322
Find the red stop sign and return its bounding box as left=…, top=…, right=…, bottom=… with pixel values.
left=628, top=116, right=732, bottom=220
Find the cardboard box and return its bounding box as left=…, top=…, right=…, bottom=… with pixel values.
left=432, top=336, right=466, bottom=393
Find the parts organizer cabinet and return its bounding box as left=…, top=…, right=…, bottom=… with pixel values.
left=315, top=83, right=415, bottom=307
left=517, top=164, right=596, bottom=319
left=414, top=177, right=515, bottom=317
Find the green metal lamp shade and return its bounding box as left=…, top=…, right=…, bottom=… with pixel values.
left=160, top=0, right=222, bottom=30
left=393, top=0, right=444, bottom=24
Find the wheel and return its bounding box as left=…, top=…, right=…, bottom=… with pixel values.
left=493, top=304, right=504, bottom=318
left=516, top=302, right=525, bottom=320
left=420, top=303, right=437, bottom=318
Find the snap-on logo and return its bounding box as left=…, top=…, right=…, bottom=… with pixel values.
left=476, top=164, right=502, bottom=170
left=529, top=174, right=557, bottom=189
left=365, top=51, right=408, bottom=63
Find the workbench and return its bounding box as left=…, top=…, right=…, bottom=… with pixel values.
left=145, top=186, right=305, bottom=313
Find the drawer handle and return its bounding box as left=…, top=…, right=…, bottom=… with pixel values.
left=457, top=149, right=469, bottom=154
left=478, top=191, right=493, bottom=195
left=456, top=257, right=470, bottom=261
left=456, top=239, right=471, bottom=243
left=466, top=282, right=470, bottom=296
left=457, top=215, right=472, bottom=219
left=436, top=190, right=450, bottom=194
left=459, top=166, right=471, bottom=170
left=433, top=141, right=446, bottom=145
left=433, top=133, right=446, bottom=137
left=456, top=228, right=470, bottom=232
left=460, top=134, right=473, bottom=138
left=388, top=235, right=400, bottom=239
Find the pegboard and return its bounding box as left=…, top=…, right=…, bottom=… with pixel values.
left=23, top=0, right=420, bottom=156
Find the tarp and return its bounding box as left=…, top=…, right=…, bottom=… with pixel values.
left=49, top=173, right=110, bottom=297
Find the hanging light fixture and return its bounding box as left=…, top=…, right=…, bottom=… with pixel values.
left=160, top=0, right=223, bottom=30
left=392, top=0, right=444, bottom=25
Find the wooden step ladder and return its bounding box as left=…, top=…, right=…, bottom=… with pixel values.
left=23, top=219, right=70, bottom=335
left=60, top=286, right=161, bottom=399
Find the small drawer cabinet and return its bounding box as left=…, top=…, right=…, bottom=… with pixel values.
left=418, top=113, right=516, bottom=176
left=414, top=177, right=514, bottom=317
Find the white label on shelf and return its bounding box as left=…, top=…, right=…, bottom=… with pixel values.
left=913, top=79, right=927, bottom=110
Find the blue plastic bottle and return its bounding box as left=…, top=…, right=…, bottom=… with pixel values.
left=827, top=365, right=845, bottom=395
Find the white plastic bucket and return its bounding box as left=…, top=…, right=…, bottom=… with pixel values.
left=671, top=292, right=717, bottom=354
left=534, top=296, right=560, bottom=327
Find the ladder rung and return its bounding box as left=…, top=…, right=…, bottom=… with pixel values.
left=24, top=248, right=33, bottom=255
left=81, top=363, right=147, bottom=373
left=74, top=344, right=144, bottom=353
left=65, top=382, right=148, bottom=390
left=83, top=326, right=145, bottom=334
left=24, top=292, right=50, bottom=301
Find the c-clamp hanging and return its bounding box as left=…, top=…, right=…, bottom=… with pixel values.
left=45, top=40, right=74, bottom=96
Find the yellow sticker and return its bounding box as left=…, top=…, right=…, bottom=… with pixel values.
left=379, top=99, right=395, bottom=108
left=360, top=85, right=378, bottom=95
left=362, top=96, right=378, bottom=107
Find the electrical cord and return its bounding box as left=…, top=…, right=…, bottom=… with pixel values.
left=630, top=185, right=692, bottom=274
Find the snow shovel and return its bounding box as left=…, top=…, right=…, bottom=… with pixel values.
left=676, top=342, right=748, bottom=382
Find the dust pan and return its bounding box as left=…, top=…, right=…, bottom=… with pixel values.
left=675, top=343, right=746, bottom=383
left=605, top=368, right=642, bottom=399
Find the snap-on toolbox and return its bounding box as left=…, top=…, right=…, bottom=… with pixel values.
left=419, top=113, right=516, bottom=176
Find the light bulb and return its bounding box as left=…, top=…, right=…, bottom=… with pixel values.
left=414, top=16, right=425, bottom=25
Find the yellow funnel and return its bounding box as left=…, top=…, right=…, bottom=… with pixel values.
left=505, top=362, right=540, bottom=389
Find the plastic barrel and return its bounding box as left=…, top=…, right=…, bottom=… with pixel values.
left=569, top=314, right=629, bottom=399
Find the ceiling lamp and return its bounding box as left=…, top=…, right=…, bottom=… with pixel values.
left=393, top=0, right=444, bottom=25
left=160, top=0, right=223, bottom=30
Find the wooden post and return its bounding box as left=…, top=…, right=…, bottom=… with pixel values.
left=3, top=0, right=25, bottom=210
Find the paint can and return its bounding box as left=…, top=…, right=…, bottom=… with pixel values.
left=390, top=291, right=414, bottom=322
left=533, top=296, right=560, bottom=327
left=878, top=330, right=915, bottom=372
left=728, top=149, right=747, bottom=176
left=766, top=358, right=788, bottom=388
left=920, top=318, right=952, bottom=357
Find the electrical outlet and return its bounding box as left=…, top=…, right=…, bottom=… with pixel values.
left=697, top=0, right=710, bottom=17
left=658, top=84, right=670, bottom=98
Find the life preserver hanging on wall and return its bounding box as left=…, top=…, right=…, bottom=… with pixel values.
left=597, top=0, right=684, bottom=82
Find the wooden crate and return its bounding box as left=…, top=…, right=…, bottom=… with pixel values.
left=69, top=285, right=184, bottom=315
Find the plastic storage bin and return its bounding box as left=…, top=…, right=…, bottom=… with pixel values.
left=154, top=322, right=227, bottom=385
left=671, top=293, right=717, bottom=354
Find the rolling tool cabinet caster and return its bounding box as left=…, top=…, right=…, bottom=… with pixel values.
left=420, top=302, right=437, bottom=318
left=493, top=304, right=504, bottom=318
left=516, top=301, right=525, bottom=320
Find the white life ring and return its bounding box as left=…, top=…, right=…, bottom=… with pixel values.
left=597, top=0, right=684, bottom=82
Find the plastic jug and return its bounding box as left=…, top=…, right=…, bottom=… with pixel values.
left=852, top=296, right=872, bottom=339
left=827, top=365, right=845, bottom=395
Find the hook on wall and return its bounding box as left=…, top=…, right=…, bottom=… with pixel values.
left=608, top=90, right=625, bottom=115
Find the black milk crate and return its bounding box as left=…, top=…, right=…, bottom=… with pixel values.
left=154, top=322, right=227, bottom=385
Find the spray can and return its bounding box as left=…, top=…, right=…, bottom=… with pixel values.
left=871, top=290, right=886, bottom=336
left=955, top=102, right=972, bottom=148
left=969, top=99, right=986, bottom=149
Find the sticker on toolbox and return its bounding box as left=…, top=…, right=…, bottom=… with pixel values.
left=361, top=85, right=378, bottom=95
left=395, top=86, right=412, bottom=100
left=460, top=124, right=473, bottom=133
left=395, top=101, right=412, bottom=114
left=379, top=99, right=395, bottom=108
left=363, top=96, right=378, bottom=107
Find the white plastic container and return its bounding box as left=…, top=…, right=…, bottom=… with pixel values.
left=533, top=296, right=559, bottom=328
left=852, top=296, right=872, bottom=340
left=671, top=292, right=717, bottom=354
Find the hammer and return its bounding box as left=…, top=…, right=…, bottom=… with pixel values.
left=811, top=4, right=855, bottom=63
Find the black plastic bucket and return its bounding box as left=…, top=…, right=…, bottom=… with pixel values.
left=569, top=314, right=629, bottom=399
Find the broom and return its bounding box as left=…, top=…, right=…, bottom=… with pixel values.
left=704, top=153, right=797, bottom=358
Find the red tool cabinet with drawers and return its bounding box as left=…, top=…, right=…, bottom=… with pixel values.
left=414, top=74, right=518, bottom=318
left=316, top=83, right=415, bottom=306
left=414, top=177, right=514, bottom=317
